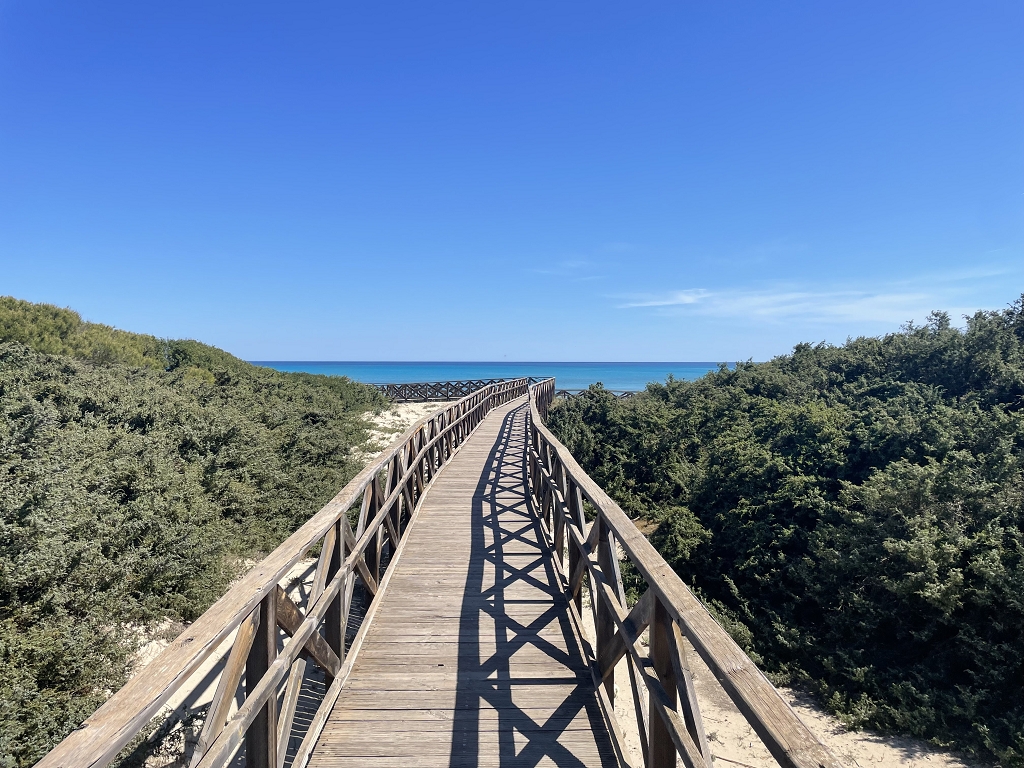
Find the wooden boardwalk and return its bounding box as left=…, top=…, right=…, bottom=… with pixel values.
left=308, top=397, right=619, bottom=768
left=40, top=379, right=842, bottom=768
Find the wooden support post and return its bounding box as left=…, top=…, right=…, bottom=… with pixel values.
left=414, top=438, right=423, bottom=490
left=392, top=482, right=404, bottom=545
left=324, top=518, right=345, bottom=686
left=365, top=520, right=381, bottom=587
left=568, top=486, right=585, bottom=614
left=554, top=479, right=566, bottom=572
left=246, top=591, right=278, bottom=768
left=595, top=517, right=615, bottom=702
left=432, top=422, right=439, bottom=470
left=649, top=597, right=679, bottom=768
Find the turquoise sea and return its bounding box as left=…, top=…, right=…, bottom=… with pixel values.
left=250, top=362, right=730, bottom=391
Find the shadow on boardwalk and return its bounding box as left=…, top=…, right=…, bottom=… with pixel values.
left=449, top=405, right=616, bottom=768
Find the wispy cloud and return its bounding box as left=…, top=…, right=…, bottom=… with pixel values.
left=616, top=286, right=995, bottom=326
left=618, top=289, right=709, bottom=308
left=614, top=260, right=1024, bottom=327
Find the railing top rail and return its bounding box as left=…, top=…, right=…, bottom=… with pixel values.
left=39, top=378, right=530, bottom=768
left=527, top=378, right=842, bottom=768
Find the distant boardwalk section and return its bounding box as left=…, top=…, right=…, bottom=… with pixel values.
left=375, top=379, right=536, bottom=402
left=373, top=378, right=639, bottom=403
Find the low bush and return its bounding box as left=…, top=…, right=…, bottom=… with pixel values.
left=548, top=301, right=1024, bottom=765
left=0, top=298, right=386, bottom=766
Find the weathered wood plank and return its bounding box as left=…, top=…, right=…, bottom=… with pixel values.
left=188, top=609, right=258, bottom=768
left=274, top=586, right=341, bottom=678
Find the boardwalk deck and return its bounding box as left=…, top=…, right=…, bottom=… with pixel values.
left=307, top=397, right=619, bottom=768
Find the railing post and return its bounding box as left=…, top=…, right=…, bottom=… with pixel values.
left=649, top=597, right=678, bottom=768
left=554, top=470, right=566, bottom=570
left=368, top=464, right=389, bottom=579
left=246, top=591, right=278, bottom=768
left=534, top=431, right=544, bottom=509
left=324, top=518, right=345, bottom=684
left=568, top=486, right=584, bottom=615
left=596, top=516, right=615, bottom=702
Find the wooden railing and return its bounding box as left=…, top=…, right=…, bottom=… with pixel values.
left=374, top=378, right=539, bottom=402
left=373, top=379, right=637, bottom=403
left=527, top=378, right=842, bottom=768
left=38, top=378, right=530, bottom=768
left=554, top=388, right=638, bottom=399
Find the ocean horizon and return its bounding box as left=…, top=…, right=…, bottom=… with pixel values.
left=250, top=361, right=733, bottom=391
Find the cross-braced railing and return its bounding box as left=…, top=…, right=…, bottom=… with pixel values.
left=375, top=378, right=537, bottom=402
left=527, top=378, right=843, bottom=768
left=37, top=378, right=530, bottom=768
left=554, top=388, right=638, bottom=400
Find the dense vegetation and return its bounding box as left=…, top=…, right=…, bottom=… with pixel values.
left=0, top=297, right=386, bottom=767
left=548, top=302, right=1024, bottom=766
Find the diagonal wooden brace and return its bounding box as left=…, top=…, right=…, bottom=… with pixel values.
left=274, top=586, right=342, bottom=678
left=341, top=519, right=379, bottom=596
left=188, top=607, right=259, bottom=768
left=599, top=587, right=654, bottom=682
left=668, top=617, right=712, bottom=762
left=568, top=517, right=603, bottom=597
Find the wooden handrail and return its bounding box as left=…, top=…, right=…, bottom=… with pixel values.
left=37, top=378, right=530, bottom=768
left=527, top=378, right=844, bottom=768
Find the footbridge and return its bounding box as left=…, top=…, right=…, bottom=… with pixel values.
left=39, top=380, right=842, bottom=768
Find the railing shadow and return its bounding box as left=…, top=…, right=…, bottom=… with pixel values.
left=449, top=405, right=616, bottom=768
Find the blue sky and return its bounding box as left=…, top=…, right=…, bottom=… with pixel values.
left=1, top=1, right=1021, bottom=361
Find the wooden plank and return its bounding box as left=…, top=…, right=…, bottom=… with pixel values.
left=671, top=621, right=713, bottom=764
left=305, top=757, right=614, bottom=768
left=188, top=608, right=259, bottom=768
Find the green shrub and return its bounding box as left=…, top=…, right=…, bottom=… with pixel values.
left=0, top=298, right=386, bottom=766
left=548, top=301, right=1024, bottom=765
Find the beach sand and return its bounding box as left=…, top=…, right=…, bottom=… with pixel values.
left=357, top=400, right=458, bottom=462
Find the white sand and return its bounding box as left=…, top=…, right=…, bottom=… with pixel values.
left=688, top=648, right=977, bottom=768
left=355, top=401, right=456, bottom=462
